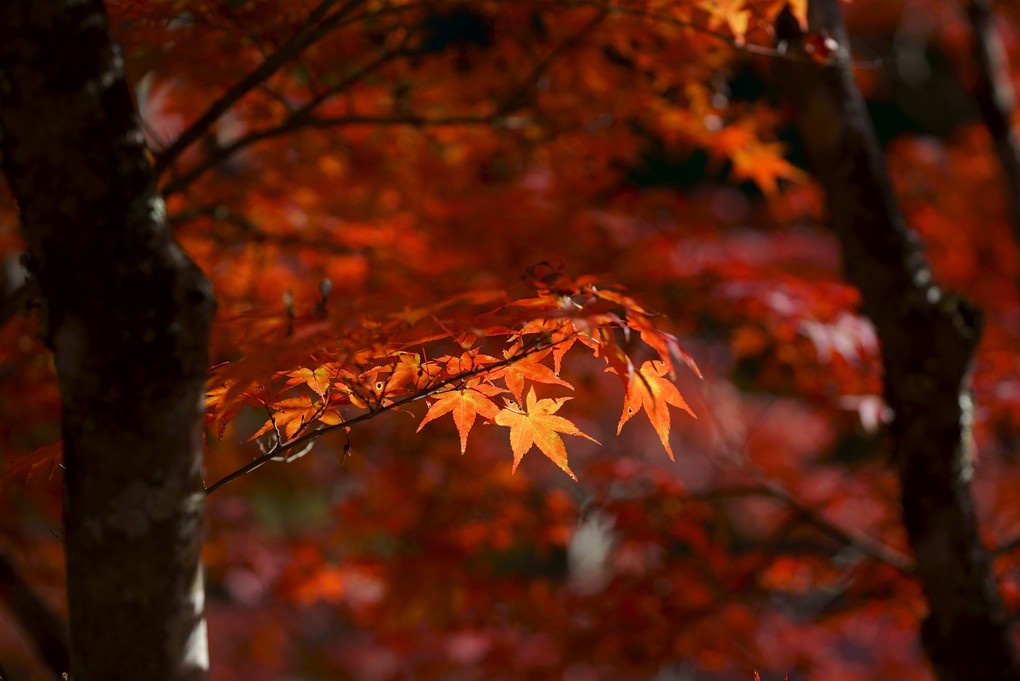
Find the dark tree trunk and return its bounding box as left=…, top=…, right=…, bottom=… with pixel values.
left=773, top=2, right=1020, bottom=680
left=0, top=2, right=215, bottom=680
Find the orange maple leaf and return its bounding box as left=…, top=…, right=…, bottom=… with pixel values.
left=494, top=346, right=573, bottom=403
left=494, top=387, right=600, bottom=481
left=417, top=381, right=504, bottom=454
left=617, top=360, right=696, bottom=460
left=729, top=141, right=806, bottom=196
left=701, top=0, right=751, bottom=45
left=251, top=393, right=318, bottom=442
left=387, top=352, right=441, bottom=391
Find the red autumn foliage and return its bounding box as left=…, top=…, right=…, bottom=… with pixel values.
left=4, top=1, right=1020, bottom=680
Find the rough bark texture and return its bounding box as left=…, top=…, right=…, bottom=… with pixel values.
left=0, top=3, right=215, bottom=680
left=773, top=2, right=1020, bottom=680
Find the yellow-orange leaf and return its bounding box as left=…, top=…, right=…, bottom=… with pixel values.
left=417, top=381, right=504, bottom=454
left=494, top=387, right=599, bottom=481
left=617, top=360, right=696, bottom=461
left=495, top=348, right=572, bottom=403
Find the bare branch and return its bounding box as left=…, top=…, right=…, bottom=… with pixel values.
left=160, top=44, right=407, bottom=197
left=756, top=481, right=913, bottom=575
left=169, top=205, right=360, bottom=255
left=968, top=0, right=1020, bottom=243
left=154, top=0, right=366, bottom=173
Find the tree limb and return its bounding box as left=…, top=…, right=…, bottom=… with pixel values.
left=160, top=44, right=406, bottom=197
left=162, top=10, right=605, bottom=197
left=205, top=333, right=561, bottom=495
left=693, top=484, right=913, bottom=574
left=154, top=0, right=366, bottom=173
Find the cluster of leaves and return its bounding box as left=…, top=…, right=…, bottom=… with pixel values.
left=206, top=266, right=699, bottom=485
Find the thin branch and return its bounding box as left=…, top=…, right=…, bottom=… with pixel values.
left=496, top=8, right=610, bottom=115
left=160, top=45, right=406, bottom=197
left=994, top=532, right=1020, bottom=558
left=0, top=550, right=69, bottom=679
left=163, top=8, right=612, bottom=197
left=967, top=0, right=1020, bottom=244
left=691, top=479, right=913, bottom=574
left=168, top=205, right=361, bottom=255
left=757, top=481, right=913, bottom=575
left=153, top=0, right=366, bottom=173
left=205, top=333, right=558, bottom=495
left=501, top=0, right=796, bottom=59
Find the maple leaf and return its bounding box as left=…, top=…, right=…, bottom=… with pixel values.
left=387, top=352, right=442, bottom=391
left=494, top=387, right=599, bottom=481
left=416, top=381, right=505, bottom=454
left=617, top=360, right=696, bottom=461
left=701, top=0, right=751, bottom=45
left=493, top=345, right=572, bottom=403
left=251, top=393, right=319, bottom=442
left=729, top=141, right=806, bottom=196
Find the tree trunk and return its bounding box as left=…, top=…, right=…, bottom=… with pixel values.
left=0, top=2, right=215, bottom=680
left=773, top=2, right=1020, bottom=680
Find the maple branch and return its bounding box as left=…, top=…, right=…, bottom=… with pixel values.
left=695, top=482, right=913, bottom=574
left=163, top=9, right=606, bottom=197
left=967, top=0, right=1020, bottom=244
left=993, top=533, right=1020, bottom=558
left=153, top=0, right=365, bottom=173
left=205, top=333, right=561, bottom=495
left=495, top=8, right=610, bottom=116
left=757, top=483, right=913, bottom=575
left=168, top=205, right=361, bottom=256
left=0, top=549, right=69, bottom=679
left=500, top=0, right=792, bottom=60
left=160, top=44, right=411, bottom=197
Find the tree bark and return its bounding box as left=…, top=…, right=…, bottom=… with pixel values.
left=0, top=3, right=215, bottom=680
left=773, top=2, right=1020, bottom=680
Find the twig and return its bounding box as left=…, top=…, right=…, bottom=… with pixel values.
left=993, top=533, right=1020, bottom=558
left=205, top=333, right=559, bottom=495
left=967, top=0, right=1020, bottom=245
left=154, top=0, right=366, bottom=173
left=160, top=45, right=408, bottom=197
left=758, top=481, right=913, bottom=575
left=168, top=205, right=361, bottom=255
left=691, top=483, right=913, bottom=575
left=161, top=7, right=603, bottom=198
